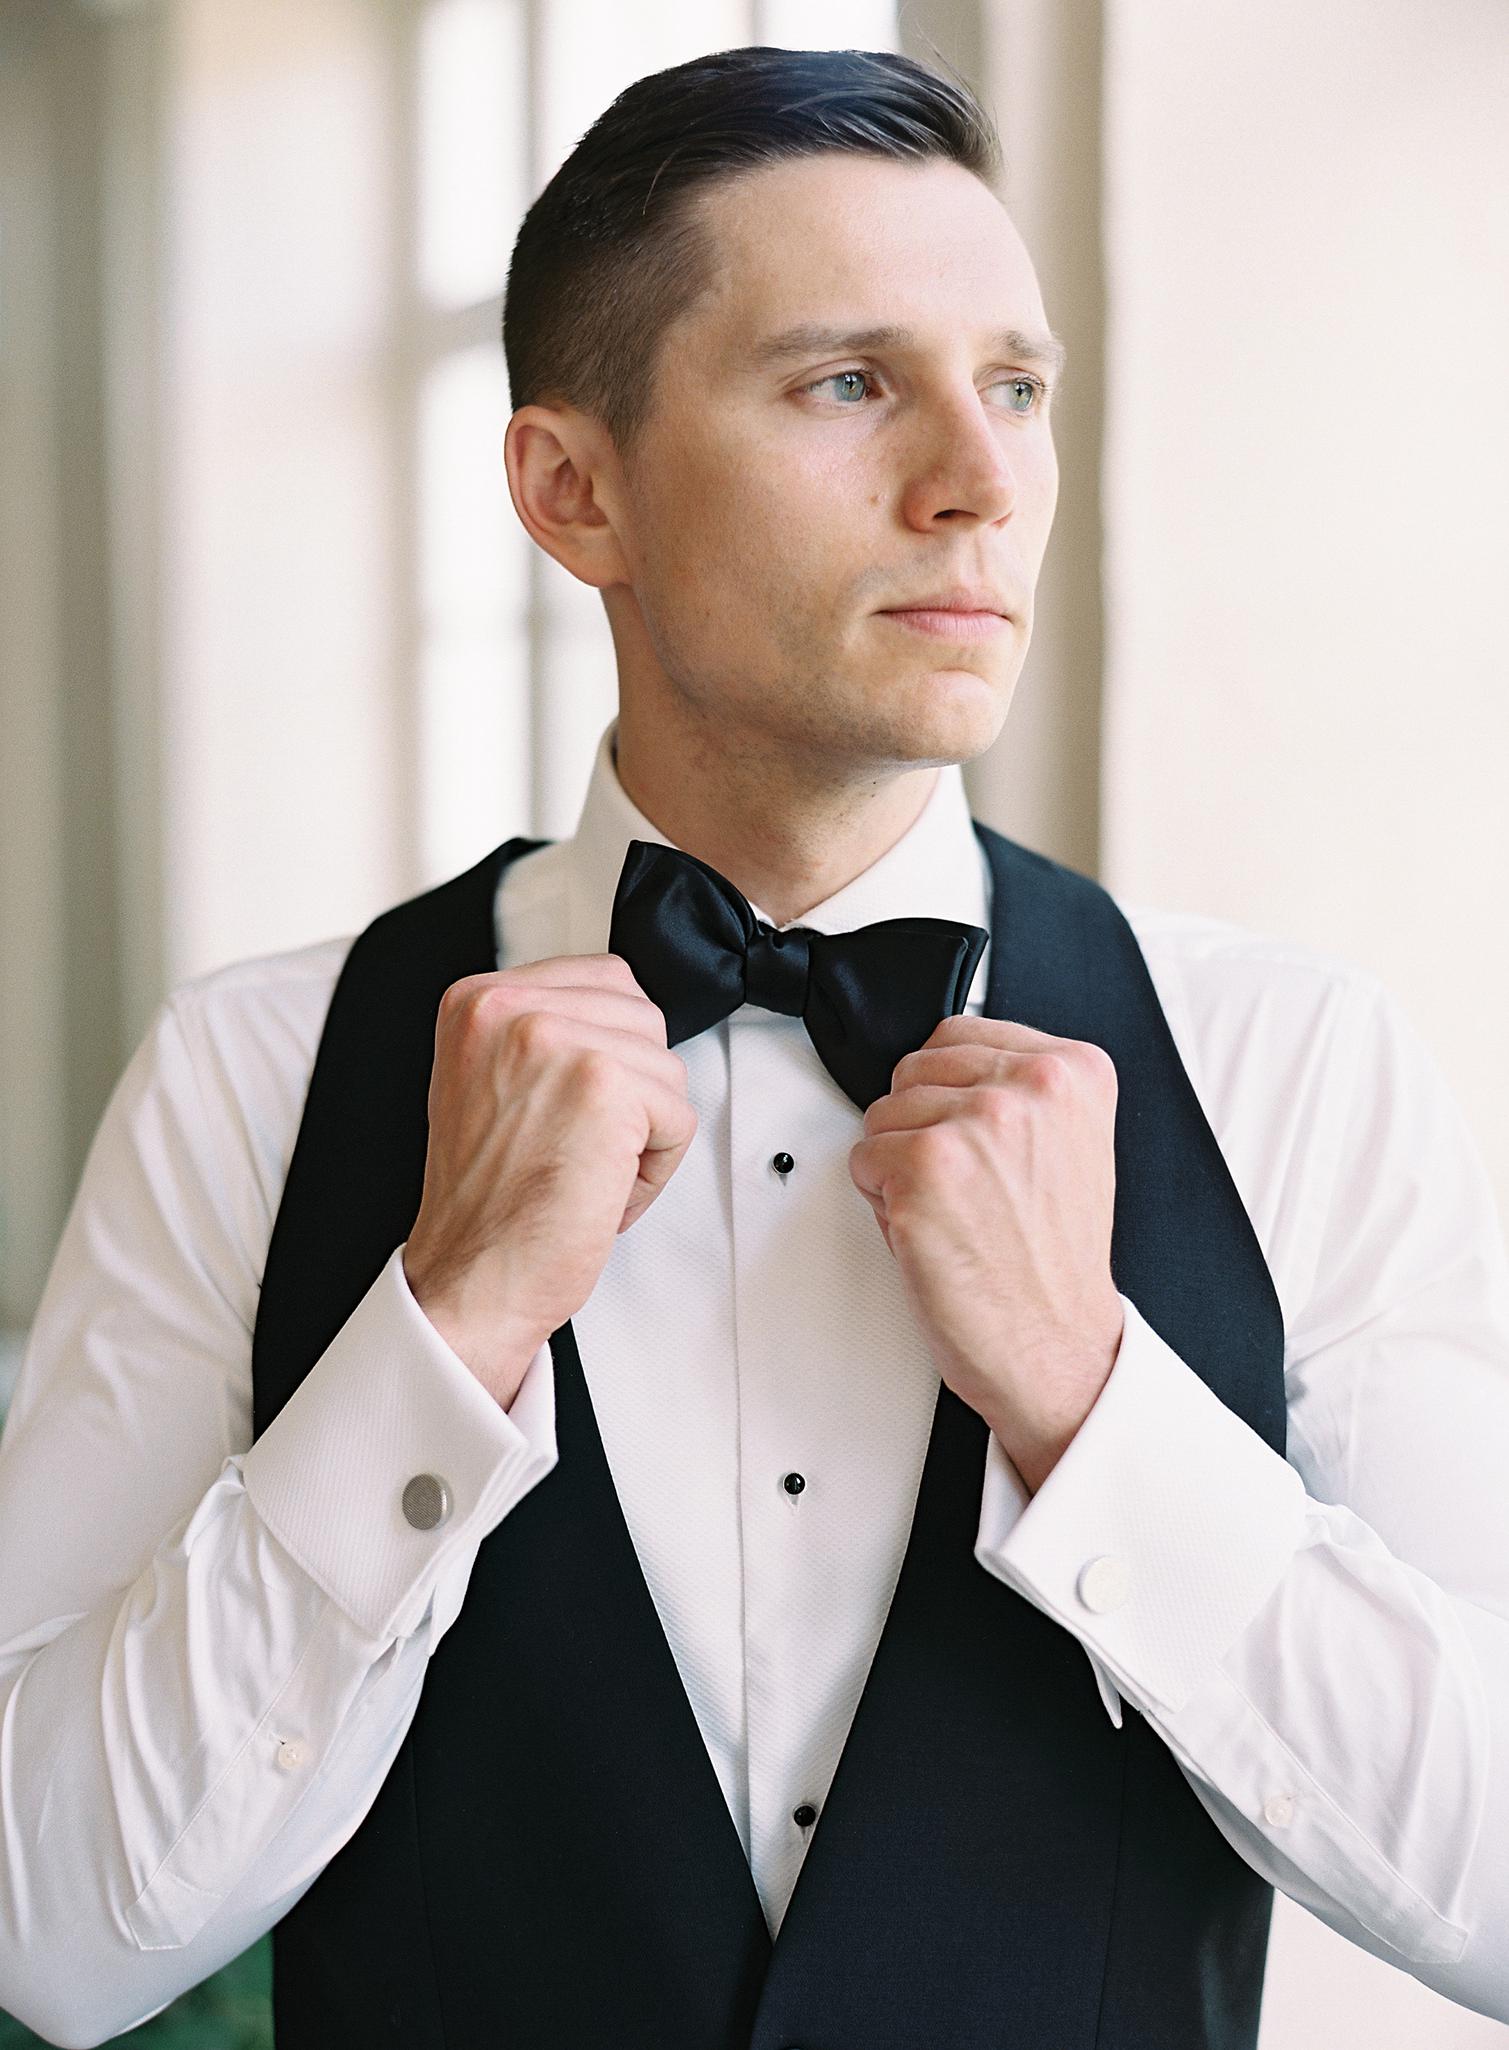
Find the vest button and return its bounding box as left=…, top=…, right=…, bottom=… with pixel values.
left=402, top=1473, right=453, bottom=1530
left=782, top=1471, right=806, bottom=1496
left=792, top=1803, right=817, bottom=1827
left=772, top=1151, right=795, bottom=1175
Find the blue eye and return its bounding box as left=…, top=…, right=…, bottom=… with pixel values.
left=801, top=369, right=1047, bottom=411
left=994, top=375, right=1046, bottom=413
left=806, top=368, right=873, bottom=404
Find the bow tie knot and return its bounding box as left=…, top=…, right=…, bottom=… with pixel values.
left=743, top=922, right=812, bottom=1016
left=607, top=839, right=988, bottom=1111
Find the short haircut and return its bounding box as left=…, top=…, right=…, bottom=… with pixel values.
left=501, top=45, right=1004, bottom=464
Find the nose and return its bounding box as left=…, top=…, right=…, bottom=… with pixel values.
left=900, top=388, right=1022, bottom=529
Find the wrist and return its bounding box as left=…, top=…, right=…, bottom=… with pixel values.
left=401, top=1244, right=546, bottom=1408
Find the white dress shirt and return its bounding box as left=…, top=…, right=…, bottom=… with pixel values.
left=2, top=717, right=1508, bottom=2046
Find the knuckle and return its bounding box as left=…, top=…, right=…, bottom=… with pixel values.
left=1081, top=1040, right=1119, bottom=1095
left=508, top=1005, right=559, bottom=1058
left=978, top=1082, right=1017, bottom=1126
left=603, top=953, right=666, bottom=1037
left=472, top=977, right=519, bottom=1020
left=568, top=1046, right=619, bottom=1098
left=438, top=973, right=491, bottom=1021
left=441, top=980, right=512, bottom=1049
left=913, top=1121, right=961, bottom=1173
left=1023, top=1050, right=1071, bottom=1097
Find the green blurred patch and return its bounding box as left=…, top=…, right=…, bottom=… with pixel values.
left=0, top=1937, right=270, bottom=2049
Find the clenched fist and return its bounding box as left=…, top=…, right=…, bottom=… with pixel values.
left=401, top=954, right=697, bottom=1408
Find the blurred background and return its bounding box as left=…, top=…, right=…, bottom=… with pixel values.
left=1, top=0, right=1506, bottom=2043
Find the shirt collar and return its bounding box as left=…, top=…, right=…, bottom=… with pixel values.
left=562, top=718, right=991, bottom=1005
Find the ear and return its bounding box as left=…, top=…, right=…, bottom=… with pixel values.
left=504, top=402, right=631, bottom=591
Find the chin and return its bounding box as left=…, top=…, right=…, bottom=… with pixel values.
left=885, top=670, right=1011, bottom=757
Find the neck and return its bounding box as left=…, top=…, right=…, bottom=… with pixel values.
left=612, top=701, right=941, bottom=928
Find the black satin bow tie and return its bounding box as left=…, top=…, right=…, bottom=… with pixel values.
left=607, top=838, right=989, bottom=1111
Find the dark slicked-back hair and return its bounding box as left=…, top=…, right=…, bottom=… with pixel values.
left=502, top=45, right=1003, bottom=463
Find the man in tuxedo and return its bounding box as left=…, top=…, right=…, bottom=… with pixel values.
left=2, top=42, right=1507, bottom=2050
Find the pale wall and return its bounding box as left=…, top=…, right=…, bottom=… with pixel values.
left=1097, top=3, right=1509, bottom=2042
left=1100, top=0, right=1509, bottom=1228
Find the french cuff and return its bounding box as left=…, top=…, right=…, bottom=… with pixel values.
left=977, top=1431, right=1127, bottom=1730
left=972, top=1292, right=1306, bottom=1715
left=242, top=1244, right=558, bottom=1642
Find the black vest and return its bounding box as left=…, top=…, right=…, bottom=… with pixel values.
left=251, top=821, right=1287, bottom=2049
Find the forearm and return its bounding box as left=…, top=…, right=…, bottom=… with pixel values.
left=0, top=1470, right=432, bottom=2044
left=0, top=1249, right=558, bottom=2046
left=1141, top=1500, right=1505, bottom=2016
left=977, top=1296, right=1509, bottom=2023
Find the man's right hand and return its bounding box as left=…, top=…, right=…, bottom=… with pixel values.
left=401, top=954, right=697, bottom=1408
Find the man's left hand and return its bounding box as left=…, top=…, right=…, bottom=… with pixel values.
left=848, top=1015, right=1126, bottom=1495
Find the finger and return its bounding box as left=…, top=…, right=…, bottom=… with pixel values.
left=888, top=1041, right=1015, bottom=1093
left=915, top=1020, right=1117, bottom=1098
left=619, top=1075, right=700, bottom=1227
left=861, top=1083, right=990, bottom=1139
left=521, top=950, right=657, bottom=999
left=630, top=1066, right=699, bottom=1171
left=444, top=965, right=671, bottom=1044
left=502, top=1013, right=691, bottom=1090
left=850, top=1126, right=940, bottom=1203
left=924, top=1013, right=1069, bottom=1054
left=445, top=951, right=657, bottom=1008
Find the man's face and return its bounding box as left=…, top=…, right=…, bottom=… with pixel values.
left=602, top=150, right=1061, bottom=776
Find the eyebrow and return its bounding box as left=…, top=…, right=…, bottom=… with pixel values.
left=746, top=321, right=1069, bottom=381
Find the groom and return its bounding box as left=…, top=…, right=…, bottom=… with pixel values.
left=253, top=44, right=1292, bottom=2050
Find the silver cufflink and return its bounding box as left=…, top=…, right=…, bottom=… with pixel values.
left=402, top=1472, right=453, bottom=1531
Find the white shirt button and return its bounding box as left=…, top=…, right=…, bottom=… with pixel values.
left=1263, top=1792, right=1295, bottom=1828
left=276, top=1739, right=308, bottom=1772
left=1077, top=1554, right=1132, bottom=1613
